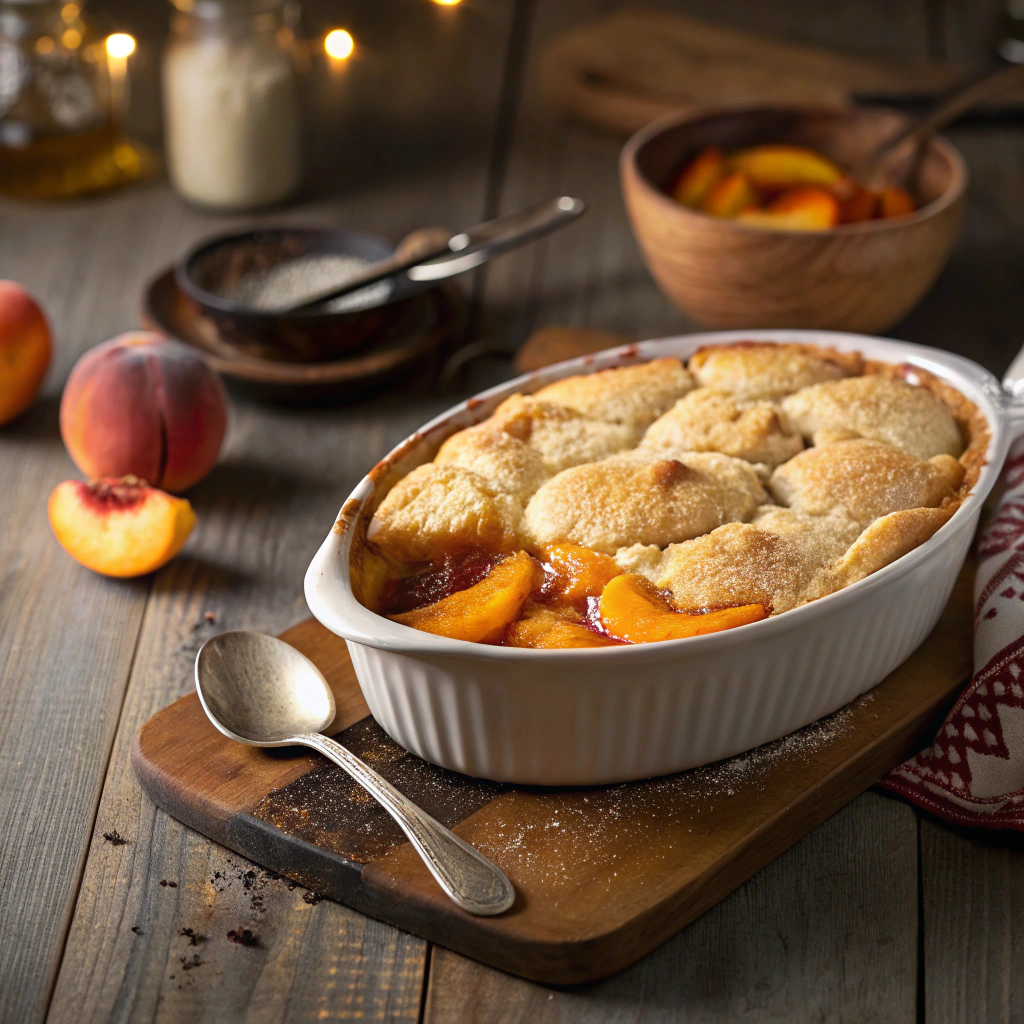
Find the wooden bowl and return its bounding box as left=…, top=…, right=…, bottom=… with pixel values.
left=620, top=107, right=967, bottom=333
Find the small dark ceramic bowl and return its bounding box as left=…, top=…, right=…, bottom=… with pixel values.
left=176, top=227, right=433, bottom=363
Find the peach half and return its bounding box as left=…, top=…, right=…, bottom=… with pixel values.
left=599, top=573, right=767, bottom=644
left=0, top=280, right=52, bottom=425
left=390, top=551, right=541, bottom=643
left=60, top=333, right=227, bottom=493
left=48, top=476, right=196, bottom=578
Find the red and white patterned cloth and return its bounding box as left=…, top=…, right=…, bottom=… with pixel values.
left=879, top=442, right=1024, bottom=828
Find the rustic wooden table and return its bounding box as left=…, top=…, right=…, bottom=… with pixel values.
left=2, top=0, right=1023, bottom=1021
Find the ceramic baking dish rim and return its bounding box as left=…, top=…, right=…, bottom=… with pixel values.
left=305, top=329, right=1015, bottom=663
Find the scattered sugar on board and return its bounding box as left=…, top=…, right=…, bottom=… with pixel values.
left=471, top=693, right=872, bottom=891
left=253, top=696, right=871, bottom=893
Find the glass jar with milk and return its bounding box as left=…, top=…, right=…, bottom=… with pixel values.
left=163, top=0, right=302, bottom=210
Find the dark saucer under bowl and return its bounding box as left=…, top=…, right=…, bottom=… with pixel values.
left=143, top=268, right=464, bottom=403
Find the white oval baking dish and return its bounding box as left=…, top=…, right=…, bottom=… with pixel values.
left=306, top=330, right=1024, bottom=785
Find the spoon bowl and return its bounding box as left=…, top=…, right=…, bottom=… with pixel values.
left=196, top=630, right=335, bottom=745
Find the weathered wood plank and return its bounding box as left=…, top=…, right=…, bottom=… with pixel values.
left=0, top=191, right=190, bottom=1024
left=425, top=793, right=919, bottom=1023
left=43, top=0, right=523, bottom=1019
left=920, top=821, right=1024, bottom=1024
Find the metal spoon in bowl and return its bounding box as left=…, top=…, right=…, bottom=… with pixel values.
left=195, top=630, right=515, bottom=916
left=281, top=195, right=586, bottom=312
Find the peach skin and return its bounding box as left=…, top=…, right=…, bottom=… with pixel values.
left=838, top=187, right=879, bottom=223
left=0, top=280, right=52, bottom=425
left=48, top=476, right=196, bottom=578
left=880, top=185, right=916, bottom=218
left=60, top=332, right=227, bottom=493
left=390, top=551, right=541, bottom=643
left=599, top=573, right=767, bottom=644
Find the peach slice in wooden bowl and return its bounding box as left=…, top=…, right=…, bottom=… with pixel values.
left=621, top=106, right=966, bottom=332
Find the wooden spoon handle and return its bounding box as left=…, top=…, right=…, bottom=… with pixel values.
left=860, top=63, right=1024, bottom=190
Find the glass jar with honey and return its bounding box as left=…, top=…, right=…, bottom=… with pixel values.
left=0, top=0, right=152, bottom=198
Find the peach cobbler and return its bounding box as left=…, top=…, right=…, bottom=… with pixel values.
left=351, top=343, right=987, bottom=648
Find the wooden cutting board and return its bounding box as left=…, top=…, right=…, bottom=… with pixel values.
left=133, top=566, right=972, bottom=984
left=540, top=9, right=1023, bottom=136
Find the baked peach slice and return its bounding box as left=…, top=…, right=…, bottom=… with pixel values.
left=541, top=543, right=620, bottom=602
left=736, top=186, right=840, bottom=231
left=670, top=146, right=725, bottom=208
left=390, top=550, right=541, bottom=643
left=700, top=172, right=759, bottom=218
left=728, top=145, right=843, bottom=191
left=599, top=573, right=766, bottom=644
left=505, top=605, right=620, bottom=649
left=48, top=476, right=195, bottom=578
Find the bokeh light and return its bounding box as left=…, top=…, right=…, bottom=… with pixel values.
left=105, top=33, right=136, bottom=59
left=324, top=29, right=354, bottom=59
left=431, top=0, right=463, bottom=5
left=61, top=28, right=82, bottom=49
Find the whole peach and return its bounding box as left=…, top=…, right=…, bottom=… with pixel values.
left=60, top=333, right=228, bottom=492
left=0, top=280, right=52, bottom=425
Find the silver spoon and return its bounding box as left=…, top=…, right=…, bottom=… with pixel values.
left=195, top=630, right=515, bottom=916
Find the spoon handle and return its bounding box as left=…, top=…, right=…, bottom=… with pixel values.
left=859, top=64, right=1024, bottom=190
left=300, top=733, right=516, bottom=916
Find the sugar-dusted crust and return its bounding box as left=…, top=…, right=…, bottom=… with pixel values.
left=532, top=357, right=694, bottom=427
left=617, top=505, right=861, bottom=615
left=524, top=449, right=766, bottom=554
left=489, top=394, right=640, bottom=473
left=781, top=374, right=963, bottom=460
left=768, top=439, right=965, bottom=527
left=689, top=341, right=863, bottom=401
left=434, top=422, right=550, bottom=502
left=366, top=463, right=523, bottom=563
left=864, top=358, right=990, bottom=498
left=642, top=387, right=804, bottom=470
left=812, top=505, right=957, bottom=599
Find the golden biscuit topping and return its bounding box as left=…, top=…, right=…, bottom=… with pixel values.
left=360, top=342, right=985, bottom=647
